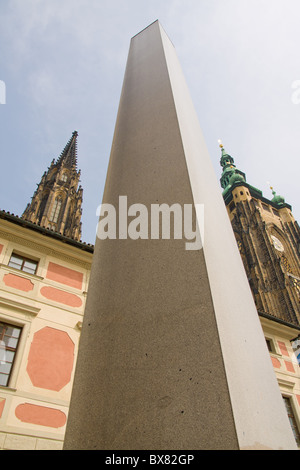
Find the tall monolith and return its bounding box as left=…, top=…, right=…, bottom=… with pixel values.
left=64, top=21, right=297, bottom=450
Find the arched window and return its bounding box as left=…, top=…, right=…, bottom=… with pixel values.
left=61, top=173, right=68, bottom=182
left=49, top=197, right=62, bottom=223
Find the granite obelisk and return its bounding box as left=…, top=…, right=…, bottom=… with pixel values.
left=64, top=21, right=297, bottom=450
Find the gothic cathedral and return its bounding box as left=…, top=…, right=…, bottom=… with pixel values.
left=22, top=131, right=83, bottom=242
left=219, top=141, right=300, bottom=328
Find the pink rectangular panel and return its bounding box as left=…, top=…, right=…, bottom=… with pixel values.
left=284, top=360, right=295, bottom=373
left=3, top=273, right=34, bottom=292
left=46, top=262, right=83, bottom=289
left=0, top=398, right=5, bottom=418
left=271, top=356, right=281, bottom=369
left=278, top=341, right=289, bottom=357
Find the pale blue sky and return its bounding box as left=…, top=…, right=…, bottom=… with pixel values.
left=0, top=0, right=299, bottom=244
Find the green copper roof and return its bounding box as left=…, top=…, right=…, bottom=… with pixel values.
left=219, top=142, right=246, bottom=192
left=271, top=188, right=285, bottom=205
left=218, top=140, right=289, bottom=209
left=220, top=147, right=234, bottom=168
left=229, top=172, right=245, bottom=185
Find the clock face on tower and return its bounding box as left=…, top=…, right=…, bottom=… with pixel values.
left=271, top=235, right=284, bottom=252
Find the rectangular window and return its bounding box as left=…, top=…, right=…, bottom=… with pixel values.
left=283, top=396, right=300, bottom=447
left=0, top=322, right=22, bottom=387
left=266, top=338, right=275, bottom=353
left=8, top=253, right=38, bottom=275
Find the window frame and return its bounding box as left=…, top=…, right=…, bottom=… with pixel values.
left=266, top=338, right=275, bottom=353
left=49, top=197, right=62, bottom=223
left=282, top=395, right=300, bottom=448
left=8, top=252, right=39, bottom=275
left=0, top=301, right=38, bottom=390
left=0, top=321, right=23, bottom=388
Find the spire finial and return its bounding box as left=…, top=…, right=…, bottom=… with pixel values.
left=267, top=181, right=285, bottom=205
left=267, top=181, right=276, bottom=197
left=218, top=139, right=223, bottom=149
left=56, top=131, right=78, bottom=169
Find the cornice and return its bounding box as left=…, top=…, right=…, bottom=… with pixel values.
left=0, top=210, right=94, bottom=253
left=0, top=226, right=92, bottom=270
left=0, top=295, right=40, bottom=316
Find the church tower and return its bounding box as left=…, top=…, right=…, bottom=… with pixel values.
left=22, top=131, right=83, bottom=241
left=219, top=140, right=300, bottom=327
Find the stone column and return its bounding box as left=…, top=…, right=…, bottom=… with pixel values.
left=64, top=21, right=297, bottom=450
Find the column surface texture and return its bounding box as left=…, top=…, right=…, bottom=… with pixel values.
left=64, top=21, right=297, bottom=450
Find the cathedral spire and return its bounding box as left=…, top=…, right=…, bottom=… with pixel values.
left=56, top=130, right=78, bottom=169
left=22, top=131, right=83, bottom=241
